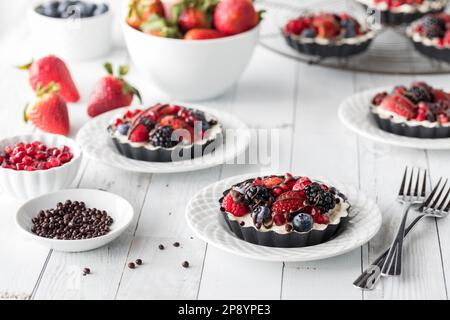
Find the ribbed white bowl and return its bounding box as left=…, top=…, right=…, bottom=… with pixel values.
left=0, top=133, right=82, bottom=200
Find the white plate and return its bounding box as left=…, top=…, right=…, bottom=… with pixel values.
left=185, top=173, right=382, bottom=262
left=338, top=88, right=450, bottom=150
left=16, top=189, right=134, bottom=252
left=76, top=105, right=251, bottom=173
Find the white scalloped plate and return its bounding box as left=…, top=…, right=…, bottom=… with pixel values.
left=76, top=104, right=250, bottom=173
left=338, top=88, right=450, bottom=150
left=185, top=173, right=382, bottom=262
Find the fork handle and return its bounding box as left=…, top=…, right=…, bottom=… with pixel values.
left=353, top=214, right=426, bottom=290
left=381, top=204, right=412, bottom=276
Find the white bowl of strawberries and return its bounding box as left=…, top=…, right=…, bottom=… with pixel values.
left=0, top=134, right=82, bottom=200
left=122, top=0, right=262, bottom=101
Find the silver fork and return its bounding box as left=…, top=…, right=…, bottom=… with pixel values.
left=381, top=167, right=427, bottom=276
left=354, top=175, right=450, bottom=290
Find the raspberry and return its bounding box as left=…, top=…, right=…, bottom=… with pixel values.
left=129, top=124, right=150, bottom=143
left=222, top=193, right=249, bottom=217
left=273, top=214, right=287, bottom=226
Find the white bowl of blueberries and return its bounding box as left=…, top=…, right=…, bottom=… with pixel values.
left=29, top=0, right=113, bottom=61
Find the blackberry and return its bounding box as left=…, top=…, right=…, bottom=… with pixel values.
left=425, top=26, right=445, bottom=39
left=406, top=86, right=434, bottom=103
left=150, top=126, right=179, bottom=148
left=421, top=16, right=446, bottom=31
left=244, top=185, right=274, bottom=209
left=304, top=183, right=336, bottom=213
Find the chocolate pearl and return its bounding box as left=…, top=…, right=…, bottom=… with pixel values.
left=128, top=262, right=135, bottom=269
left=135, top=259, right=143, bottom=265
left=173, top=242, right=180, bottom=247
left=83, top=268, right=90, bottom=275
left=158, top=244, right=165, bottom=250
left=182, top=261, right=189, bottom=268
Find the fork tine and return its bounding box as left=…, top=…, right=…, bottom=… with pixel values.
left=437, top=187, right=450, bottom=211
left=420, top=177, right=443, bottom=210
left=398, top=167, right=408, bottom=197
left=422, top=170, right=427, bottom=198
left=413, top=168, right=420, bottom=197
left=431, top=179, right=448, bottom=209
left=406, top=167, right=414, bottom=197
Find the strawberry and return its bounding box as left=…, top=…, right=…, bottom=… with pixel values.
left=262, top=176, right=284, bottom=188
left=271, top=198, right=304, bottom=215
left=126, top=0, right=165, bottom=29
left=20, top=55, right=80, bottom=103
left=129, top=124, right=150, bottom=142
left=313, top=14, right=340, bottom=38
left=184, top=28, right=224, bottom=39
left=292, top=177, right=312, bottom=191
left=178, top=8, right=209, bottom=32
left=276, top=190, right=306, bottom=202
left=379, top=93, right=417, bottom=119
left=87, top=63, right=142, bottom=117
left=214, top=0, right=260, bottom=36
left=24, top=83, right=70, bottom=136
left=433, top=89, right=450, bottom=103
left=159, top=115, right=186, bottom=129
left=222, top=193, right=249, bottom=217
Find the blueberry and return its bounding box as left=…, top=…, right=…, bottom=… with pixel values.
left=292, top=213, right=313, bottom=232
left=40, top=1, right=60, bottom=18
left=301, top=28, right=316, bottom=38
left=117, top=123, right=130, bottom=135
left=254, top=206, right=271, bottom=224
left=201, top=122, right=210, bottom=131
left=82, top=3, right=97, bottom=17
left=93, top=3, right=109, bottom=16
left=193, top=110, right=206, bottom=121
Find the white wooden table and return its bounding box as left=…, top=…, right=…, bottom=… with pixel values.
left=1, top=0, right=450, bottom=300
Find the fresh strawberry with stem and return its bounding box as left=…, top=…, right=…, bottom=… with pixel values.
left=126, top=0, right=165, bottom=29
left=19, top=55, right=80, bottom=103
left=87, top=63, right=142, bottom=117
left=24, top=83, right=70, bottom=136
left=172, top=0, right=217, bottom=32
left=214, top=0, right=262, bottom=36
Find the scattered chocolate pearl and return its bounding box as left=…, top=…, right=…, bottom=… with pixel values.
left=158, top=244, right=165, bottom=250
left=135, top=259, right=143, bottom=266
left=83, top=268, right=90, bottom=276
left=219, top=207, right=225, bottom=212
left=31, top=201, right=114, bottom=240
left=335, top=198, right=341, bottom=204
left=128, top=262, right=135, bottom=269
left=182, top=261, right=189, bottom=268
left=285, top=224, right=293, bottom=232
left=173, top=242, right=180, bottom=247
left=239, top=221, right=245, bottom=226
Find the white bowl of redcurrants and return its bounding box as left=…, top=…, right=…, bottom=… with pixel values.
left=0, top=133, right=82, bottom=200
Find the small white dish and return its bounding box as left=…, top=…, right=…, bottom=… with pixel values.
left=0, top=133, right=82, bottom=200
left=28, top=2, right=113, bottom=61
left=185, top=173, right=382, bottom=262
left=338, top=88, right=450, bottom=150
left=122, top=20, right=260, bottom=101
left=16, top=188, right=134, bottom=252
left=76, top=104, right=251, bottom=173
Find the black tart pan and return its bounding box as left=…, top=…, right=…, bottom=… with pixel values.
left=282, top=32, right=373, bottom=58
left=218, top=176, right=351, bottom=248
left=410, top=39, right=450, bottom=63
left=108, top=126, right=223, bottom=162
left=359, top=3, right=445, bottom=25
left=371, top=110, right=450, bottom=139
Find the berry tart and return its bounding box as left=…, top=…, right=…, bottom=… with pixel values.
left=219, top=173, right=351, bottom=248
left=108, top=104, right=223, bottom=162
left=283, top=12, right=375, bottom=58
left=371, top=82, right=450, bottom=138
left=407, top=13, right=450, bottom=63
left=356, top=0, right=448, bottom=25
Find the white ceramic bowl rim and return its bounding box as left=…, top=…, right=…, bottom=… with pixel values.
left=123, top=18, right=261, bottom=44
left=29, top=3, right=112, bottom=22
left=0, top=133, right=82, bottom=176
left=15, top=188, right=133, bottom=243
